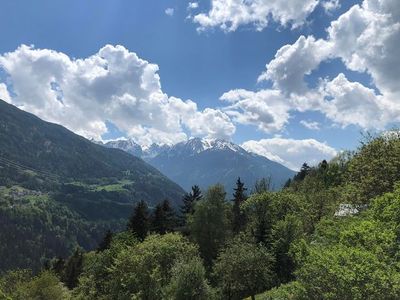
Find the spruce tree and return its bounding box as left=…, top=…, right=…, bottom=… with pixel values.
left=152, top=199, right=176, bottom=234
left=97, top=230, right=113, bottom=252
left=62, top=248, right=83, bottom=289
left=162, top=199, right=176, bottom=231
left=127, top=200, right=149, bottom=241
left=232, top=177, right=248, bottom=234
left=294, top=163, right=311, bottom=182
left=180, top=185, right=203, bottom=226
left=52, top=257, right=65, bottom=278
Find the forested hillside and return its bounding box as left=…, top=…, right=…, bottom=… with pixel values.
left=2, top=132, right=400, bottom=299
left=0, top=99, right=185, bottom=273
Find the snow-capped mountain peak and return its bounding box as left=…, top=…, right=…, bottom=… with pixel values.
left=96, top=137, right=246, bottom=158
left=167, top=137, right=245, bottom=157
left=103, top=138, right=143, bottom=157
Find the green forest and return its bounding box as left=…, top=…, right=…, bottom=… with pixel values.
left=2, top=132, right=400, bottom=300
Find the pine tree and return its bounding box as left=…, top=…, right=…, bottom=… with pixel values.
left=62, top=248, right=83, bottom=289
left=232, top=177, right=248, bottom=234
left=294, top=162, right=311, bottom=182
left=180, top=185, right=203, bottom=225
left=127, top=200, right=149, bottom=241
left=162, top=199, right=176, bottom=231
left=52, top=257, right=65, bottom=278
left=152, top=199, right=176, bottom=234
left=97, top=230, right=113, bottom=252
left=283, top=178, right=292, bottom=188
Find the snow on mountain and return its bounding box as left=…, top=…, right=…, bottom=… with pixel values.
left=159, top=137, right=246, bottom=157
left=103, top=138, right=143, bottom=157
left=141, top=143, right=171, bottom=159
left=94, top=137, right=295, bottom=192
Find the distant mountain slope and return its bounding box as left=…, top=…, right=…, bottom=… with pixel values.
left=0, top=99, right=184, bottom=205
left=102, top=137, right=295, bottom=192
left=146, top=138, right=295, bottom=191
left=0, top=99, right=186, bottom=272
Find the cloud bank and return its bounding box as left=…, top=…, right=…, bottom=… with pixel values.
left=0, top=45, right=235, bottom=146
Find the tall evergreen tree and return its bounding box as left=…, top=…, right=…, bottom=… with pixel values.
left=181, top=185, right=203, bottom=215
left=232, top=177, right=248, bottom=234
left=51, top=257, right=65, bottom=278
left=62, top=248, right=83, bottom=289
left=127, top=200, right=149, bottom=241
left=294, top=162, right=311, bottom=182
left=283, top=178, right=292, bottom=188
left=151, top=199, right=176, bottom=234
left=188, top=184, right=230, bottom=267
left=97, top=230, right=113, bottom=252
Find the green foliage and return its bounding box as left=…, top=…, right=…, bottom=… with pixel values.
left=96, top=230, right=113, bottom=252
left=0, top=270, right=70, bottom=300
left=5, top=128, right=400, bottom=299
left=296, top=245, right=400, bottom=300
left=345, top=132, right=400, bottom=204
left=258, top=281, right=305, bottom=300
left=252, top=177, right=272, bottom=194
left=212, top=234, right=275, bottom=300
left=107, top=233, right=199, bottom=299
left=242, top=193, right=274, bottom=246
left=271, top=214, right=302, bottom=283
left=165, top=257, right=213, bottom=300
left=188, top=184, right=231, bottom=266
left=127, top=200, right=150, bottom=241
left=73, top=232, right=139, bottom=299
left=62, top=248, right=84, bottom=289
left=0, top=192, right=117, bottom=273
left=232, top=177, right=248, bottom=234
left=151, top=199, right=176, bottom=234
left=180, top=185, right=203, bottom=216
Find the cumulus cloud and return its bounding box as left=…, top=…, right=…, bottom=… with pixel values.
left=242, top=138, right=337, bottom=171
left=320, top=73, right=391, bottom=129
left=0, top=45, right=235, bottom=146
left=223, top=0, right=400, bottom=132
left=258, top=36, right=332, bottom=95
left=192, top=0, right=319, bottom=32
left=165, top=8, right=174, bottom=16
left=220, top=89, right=290, bottom=133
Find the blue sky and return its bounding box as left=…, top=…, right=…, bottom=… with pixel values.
left=0, top=0, right=398, bottom=170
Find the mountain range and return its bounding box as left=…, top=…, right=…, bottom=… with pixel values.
left=101, top=137, right=296, bottom=192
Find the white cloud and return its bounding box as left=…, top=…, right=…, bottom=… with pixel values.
left=165, top=8, right=174, bottom=16
left=192, top=0, right=319, bottom=32
left=188, top=2, right=199, bottom=10
left=222, top=0, right=400, bottom=132
left=258, top=36, right=332, bottom=95
left=242, top=138, right=337, bottom=171
left=220, top=89, right=290, bottom=133
left=320, top=73, right=390, bottom=129
left=322, top=0, right=340, bottom=13
left=0, top=83, right=11, bottom=103
left=300, top=120, right=320, bottom=130
left=0, top=45, right=235, bottom=146
left=327, top=0, right=400, bottom=99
